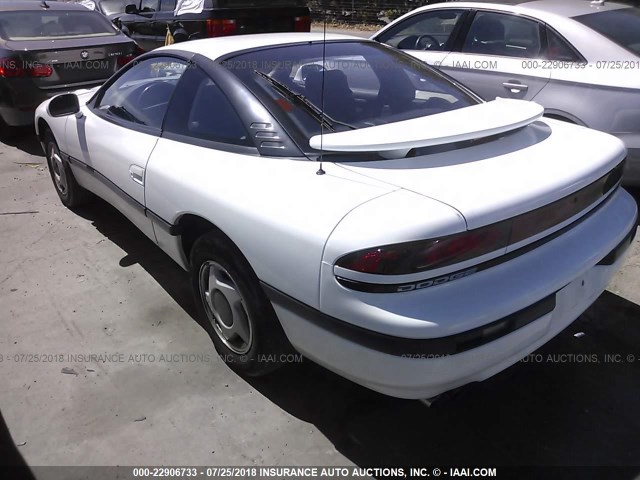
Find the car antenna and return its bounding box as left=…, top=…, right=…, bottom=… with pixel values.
left=316, top=1, right=327, bottom=176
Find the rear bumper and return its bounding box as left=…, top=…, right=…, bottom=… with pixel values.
left=0, top=80, right=105, bottom=126
left=0, top=106, right=34, bottom=127
left=268, top=189, right=638, bottom=399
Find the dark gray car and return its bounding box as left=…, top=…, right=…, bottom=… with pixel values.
left=0, top=0, right=138, bottom=132
left=69, top=0, right=311, bottom=52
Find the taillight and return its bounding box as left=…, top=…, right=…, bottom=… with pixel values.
left=336, top=223, right=510, bottom=275
left=117, top=46, right=144, bottom=68
left=0, top=58, right=52, bottom=78
left=206, top=19, right=237, bottom=37
left=294, top=15, right=311, bottom=32
left=117, top=55, right=134, bottom=68
left=337, top=163, right=624, bottom=279
left=30, top=64, right=53, bottom=77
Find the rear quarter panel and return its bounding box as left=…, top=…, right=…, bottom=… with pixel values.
left=144, top=138, right=397, bottom=308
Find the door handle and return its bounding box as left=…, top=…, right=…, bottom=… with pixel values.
left=129, top=165, right=144, bottom=186
left=503, top=81, right=529, bottom=93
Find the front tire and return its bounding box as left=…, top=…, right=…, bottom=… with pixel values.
left=44, top=132, right=91, bottom=208
left=190, top=231, right=292, bottom=377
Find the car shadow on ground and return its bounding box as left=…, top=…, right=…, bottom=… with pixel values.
left=0, top=129, right=45, bottom=157
left=0, top=410, right=36, bottom=479
left=69, top=197, right=640, bottom=469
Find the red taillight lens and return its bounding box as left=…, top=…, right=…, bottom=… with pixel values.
left=206, top=19, right=237, bottom=37
left=294, top=15, right=311, bottom=32
left=117, top=55, right=134, bottom=68
left=117, top=46, right=144, bottom=68
left=0, top=58, right=23, bottom=77
left=336, top=223, right=510, bottom=275
left=30, top=64, right=53, bottom=77
left=0, top=58, right=52, bottom=78
left=419, top=226, right=508, bottom=270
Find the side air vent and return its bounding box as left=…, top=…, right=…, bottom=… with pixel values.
left=250, top=122, right=284, bottom=149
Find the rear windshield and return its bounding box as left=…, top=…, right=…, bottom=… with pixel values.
left=0, top=10, right=117, bottom=41
left=574, top=8, right=640, bottom=56
left=225, top=41, right=477, bottom=140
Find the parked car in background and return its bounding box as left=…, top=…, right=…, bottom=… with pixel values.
left=372, top=0, right=640, bottom=185
left=0, top=0, right=139, bottom=133
left=60, top=0, right=126, bottom=16
left=35, top=33, right=637, bottom=399
left=97, top=0, right=311, bottom=52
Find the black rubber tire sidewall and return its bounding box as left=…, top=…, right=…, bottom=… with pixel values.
left=190, top=231, right=291, bottom=377
left=44, top=132, right=90, bottom=208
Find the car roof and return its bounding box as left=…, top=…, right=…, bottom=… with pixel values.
left=0, top=0, right=93, bottom=12
left=448, top=0, right=631, bottom=18
left=156, top=32, right=366, bottom=61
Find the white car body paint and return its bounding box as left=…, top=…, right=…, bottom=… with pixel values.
left=309, top=98, right=544, bottom=155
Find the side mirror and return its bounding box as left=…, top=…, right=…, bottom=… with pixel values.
left=124, top=3, right=138, bottom=14
left=48, top=93, right=80, bottom=117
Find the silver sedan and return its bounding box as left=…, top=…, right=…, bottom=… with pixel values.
left=372, top=0, right=640, bottom=185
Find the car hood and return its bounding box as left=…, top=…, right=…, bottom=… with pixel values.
left=337, top=118, right=626, bottom=229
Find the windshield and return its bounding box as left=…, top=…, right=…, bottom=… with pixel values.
left=0, top=10, right=117, bottom=41
left=224, top=41, right=478, bottom=140
left=574, top=8, right=640, bottom=56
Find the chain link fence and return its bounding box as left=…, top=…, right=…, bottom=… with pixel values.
left=308, top=0, right=449, bottom=27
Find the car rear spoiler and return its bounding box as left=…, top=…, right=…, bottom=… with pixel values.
left=309, top=98, right=544, bottom=159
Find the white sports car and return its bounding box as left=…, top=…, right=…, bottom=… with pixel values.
left=35, top=33, right=637, bottom=399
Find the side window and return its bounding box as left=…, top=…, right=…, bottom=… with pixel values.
left=160, top=0, right=176, bottom=12
left=378, top=9, right=465, bottom=51
left=462, top=11, right=542, bottom=58
left=163, top=67, right=251, bottom=146
left=546, top=28, right=581, bottom=62
left=140, top=0, right=158, bottom=13
left=96, top=57, right=187, bottom=129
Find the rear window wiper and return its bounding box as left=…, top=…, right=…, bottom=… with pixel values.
left=253, top=70, right=356, bottom=131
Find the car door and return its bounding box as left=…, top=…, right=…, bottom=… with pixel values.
left=64, top=56, right=188, bottom=241
left=144, top=63, right=260, bottom=266
left=440, top=10, right=551, bottom=101
left=374, top=9, right=468, bottom=68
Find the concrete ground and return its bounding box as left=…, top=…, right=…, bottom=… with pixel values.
left=1, top=126, right=640, bottom=473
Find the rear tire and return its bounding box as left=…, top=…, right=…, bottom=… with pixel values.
left=190, top=230, right=292, bottom=377
left=44, top=132, right=91, bottom=208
